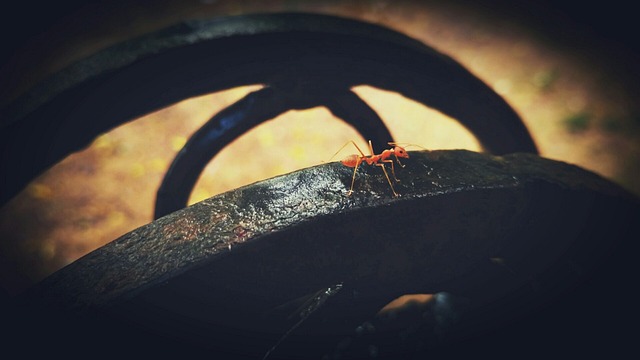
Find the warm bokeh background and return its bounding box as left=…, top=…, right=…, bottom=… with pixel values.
left=1, top=0, right=639, bottom=295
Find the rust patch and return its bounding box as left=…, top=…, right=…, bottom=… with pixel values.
left=232, top=223, right=254, bottom=242
left=162, top=215, right=200, bottom=242
left=210, top=212, right=229, bottom=224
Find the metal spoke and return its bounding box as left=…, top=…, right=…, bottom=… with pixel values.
left=156, top=87, right=293, bottom=218
left=322, top=89, right=394, bottom=152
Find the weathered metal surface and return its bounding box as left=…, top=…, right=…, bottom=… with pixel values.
left=14, top=150, right=639, bottom=358
left=0, top=13, right=537, bottom=207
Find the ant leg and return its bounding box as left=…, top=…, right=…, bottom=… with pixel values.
left=383, top=159, right=400, bottom=182
left=347, top=161, right=361, bottom=196
left=375, top=163, right=399, bottom=197
left=351, top=141, right=368, bottom=158
left=328, top=140, right=367, bottom=162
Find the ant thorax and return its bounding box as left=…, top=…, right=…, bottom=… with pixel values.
left=379, top=149, right=394, bottom=161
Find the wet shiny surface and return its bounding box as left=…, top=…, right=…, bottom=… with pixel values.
left=16, top=150, right=639, bottom=358
left=20, top=150, right=633, bottom=309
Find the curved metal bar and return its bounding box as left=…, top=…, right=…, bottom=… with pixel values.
left=322, top=89, right=394, bottom=153
left=0, top=13, right=537, bottom=206
left=155, top=86, right=293, bottom=218
left=17, top=150, right=639, bottom=356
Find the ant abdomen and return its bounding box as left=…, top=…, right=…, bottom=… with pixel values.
left=341, top=154, right=359, bottom=168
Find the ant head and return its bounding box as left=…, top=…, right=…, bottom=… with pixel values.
left=392, top=145, right=409, bottom=158
left=389, top=142, right=428, bottom=157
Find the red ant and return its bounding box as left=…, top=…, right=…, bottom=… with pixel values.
left=331, top=140, right=410, bottom=197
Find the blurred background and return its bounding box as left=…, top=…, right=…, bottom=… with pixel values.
left=1, top=0, right=639, bottom=295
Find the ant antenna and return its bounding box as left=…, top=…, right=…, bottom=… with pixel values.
left=388, top=142, right=429, bottom=151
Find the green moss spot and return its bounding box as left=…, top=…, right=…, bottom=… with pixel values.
left=564, top=113, right=591, bottom=133
left=532, top=69, right=558, bottom=91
